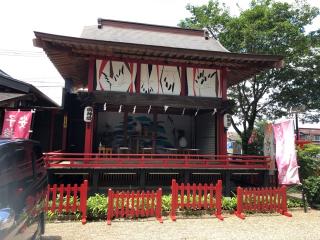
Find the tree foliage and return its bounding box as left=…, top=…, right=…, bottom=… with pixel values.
left=298, top=144, right=320, bottom=205
left=298, top=144, right=320, bottom=179
left=180, top=0, right=320, bottom=153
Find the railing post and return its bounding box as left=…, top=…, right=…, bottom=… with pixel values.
left=81, top=180, right=88, bottom=224
left=235, top=186, right=245, bottom=219
left=281, top=185, right=292, bottom=217
left=51, top=184, right=57, bottom=212
left=156, top=188, right=163, bottom=223
left=72, top=184, right=78, bottom=212
left=107, top=189, right=113, bottom=225
left=45, top=185, right=50, bottom=212
left=170, top=179, right=177, bottom=221
left=58, top=184, right=64, bottom=213
left=66, top=184, right=71, bottom=213
left=215, top=180, right=224, bottom=220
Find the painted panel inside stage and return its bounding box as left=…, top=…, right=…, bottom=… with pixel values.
left=96, top=111, right=216, bottom=155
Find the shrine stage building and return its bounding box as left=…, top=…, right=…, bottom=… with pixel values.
left=33, top=19, right=282, bottom=194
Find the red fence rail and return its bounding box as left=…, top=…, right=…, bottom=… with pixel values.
left=170, top=179, right=224, bottom=221
left=45, top=180, right=88, bottom=224
left=107, top=188, right=163, bottom=225
left=44, top=152, right=270, bottom=170
left=235, top=186, right=292, bottom=219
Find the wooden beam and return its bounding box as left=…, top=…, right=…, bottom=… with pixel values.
left=87, top=58, right=95, bottom=92
left=88, top=91, right=227, bottom=110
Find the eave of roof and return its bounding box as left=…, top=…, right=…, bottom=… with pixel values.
left=0, top=68, right=60, bottom=108
left=33, top=31, right=284, bottom=87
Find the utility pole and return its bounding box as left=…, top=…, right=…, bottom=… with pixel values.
left=294, top=110, right=307, bottom=213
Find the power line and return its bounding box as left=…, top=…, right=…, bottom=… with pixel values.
left=21, top=80, right=64, bottom=84
left=0, top=49, right=45, bottom=57
left=35, top=86, right=64, bottom=87
left=0, top=53, right=44, bottom=58
left=0, top=49, right=44, bottom=54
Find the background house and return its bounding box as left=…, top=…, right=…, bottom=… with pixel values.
left=0, top=69, right=62, bottom=151
left=299, top=128, right=320, bottom=145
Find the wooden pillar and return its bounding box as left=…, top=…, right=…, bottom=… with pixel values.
left=224, top=171, right=231, bottom=197
left=263, top=171, right=269, bottom=187
left=180, top=65, right=186, bottom=96
left=140, top=170, right=146, bottom=190
left=92, top=170, right=99, bottom=193
left=184, top=170, right=191, bottom=184
left=49, top=110, right=56, bottom=151
left=87, top=58, right=94, bottom=92
left=152, top=112, right=157, bottom=152
left=217, top=68, right=227, bottom=155
left=62, top=113, right=68, bottom=151
left=123, top=111, right=128, bottom=146
left=84, top=59, right=95, bottom=153
left=217, top=113, right=227, bottom=155
left=84, top=122, right=93, bottom=153
left=136, top=62, right=141, bottom=93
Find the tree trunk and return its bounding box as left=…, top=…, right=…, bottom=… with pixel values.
left=241, top=134, right=250, bottom=154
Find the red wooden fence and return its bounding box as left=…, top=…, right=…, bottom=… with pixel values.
left=170, top=179, right=224, bottom=221
left=235, top=186, right=292, bottom=219
left=107, top=188, right=163, bottom=225
left=45, top=180, right=88, bottom=224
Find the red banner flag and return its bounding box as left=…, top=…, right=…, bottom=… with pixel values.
left=1, top=111, right=33, bottom=139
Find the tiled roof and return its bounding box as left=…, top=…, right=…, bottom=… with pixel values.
left=81, top=19, right=229, bottom=52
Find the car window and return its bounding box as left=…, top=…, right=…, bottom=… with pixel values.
left=33, top=145, right=43, bottom=160
left=13, top=147, right=27, bottom=168
left=0, top=145, right=14, bottom=171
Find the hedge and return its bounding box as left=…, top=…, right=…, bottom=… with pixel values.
left=46, top=193, right=304, bottom=221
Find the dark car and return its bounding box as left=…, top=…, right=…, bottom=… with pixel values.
left=0, top=139, right=46, bottom=240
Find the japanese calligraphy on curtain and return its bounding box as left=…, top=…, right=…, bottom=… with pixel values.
left=96, top=60, right=221, bottom=98
left=96, top=60, right=137, bottom=92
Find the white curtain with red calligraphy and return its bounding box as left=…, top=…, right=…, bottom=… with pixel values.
left=272, top=119, right=300, bottom=185
left=186, top=67, right=220, bottom=97
left=1, top=110, right=33, bottom=139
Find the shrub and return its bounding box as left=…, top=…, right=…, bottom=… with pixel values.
left=297, top=144, right=320, bottom=180
left=222, top=197, right=237, bottom=211
left=287, top=198, right=304, bottom=208
left=303, top=176, right=320, bottom=205
left=87, top=194, right=108, bottom=220
left=161, top=194, right=171, bottom=212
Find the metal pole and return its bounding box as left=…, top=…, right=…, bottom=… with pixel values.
left=296, top=112, right=307, bottom=213
left=295, top=113, right=299, bottom=140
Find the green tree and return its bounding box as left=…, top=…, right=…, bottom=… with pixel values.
left=180, top=0, right=320, bottom=153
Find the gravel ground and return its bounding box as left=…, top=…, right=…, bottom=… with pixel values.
left=42, top=210, right=320, bottom=240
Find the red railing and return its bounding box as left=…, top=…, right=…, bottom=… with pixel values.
left=107, top=188, right=163, bottom=225
left=45, top=180, right=88, bottom=224
left=170, top=179, right=223, bottom=221
left=235, top=186, right=292, bottom=219
left=43, top=152, right=270, bottom=170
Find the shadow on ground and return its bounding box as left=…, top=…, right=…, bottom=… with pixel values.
left=41, top=236, right=62, bottom=240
